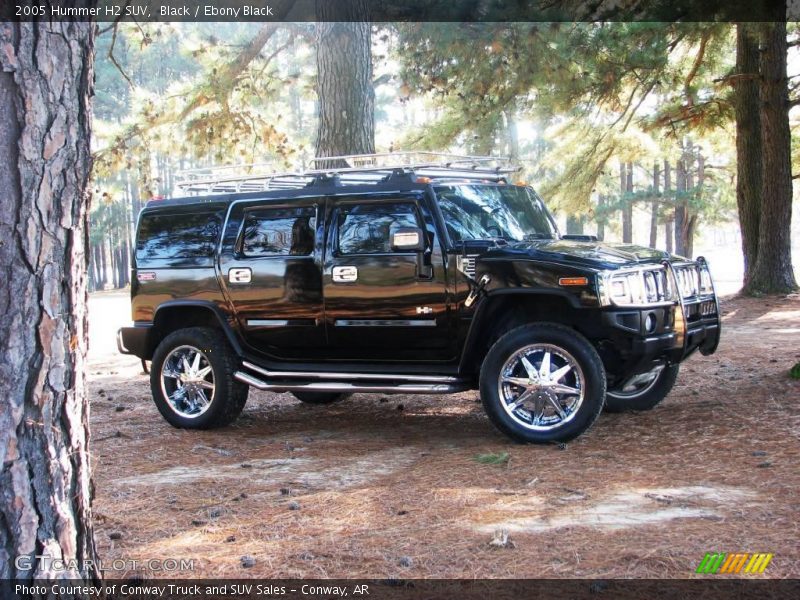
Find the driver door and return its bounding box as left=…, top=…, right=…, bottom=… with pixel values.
left=322, top=196, right=452, bottom=362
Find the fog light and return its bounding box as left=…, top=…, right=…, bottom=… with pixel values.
left=644, top=312, right=657, bottom=333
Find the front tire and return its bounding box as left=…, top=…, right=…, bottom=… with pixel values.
left=150, top=327, right=248, bottom=429
left=479, top=323, right=606, bottom=443
left=604, top=364, right=679, bottom=413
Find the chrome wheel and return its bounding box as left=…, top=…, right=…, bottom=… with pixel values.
left=498, top=344, right=585, bottom=432
left=608, top=365, right=665, bottom=399
left=160, top=345, right=215, bottom=418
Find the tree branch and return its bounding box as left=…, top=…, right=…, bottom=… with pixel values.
left=108, top=22, right=133, bottom=88
left=684, top=29, right=710, bottom=106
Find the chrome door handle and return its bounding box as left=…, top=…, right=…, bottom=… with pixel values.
left=228, top=267, right=252, bottom=284
left=332, top=266, right=358, bottom=283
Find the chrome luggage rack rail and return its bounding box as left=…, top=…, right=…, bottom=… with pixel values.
left=174, top=152, right=521, bottom=194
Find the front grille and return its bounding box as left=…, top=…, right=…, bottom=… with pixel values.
left=642, top=268, right=670, bottom=303
left=674, top=264, right=701, bottom=299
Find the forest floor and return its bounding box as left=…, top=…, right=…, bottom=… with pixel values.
left=87, top=290, right=800, bottom=579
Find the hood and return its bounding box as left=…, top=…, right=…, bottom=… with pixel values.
left=480, top=239, right=680, bottom=271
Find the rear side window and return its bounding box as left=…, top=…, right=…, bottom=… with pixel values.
left=337, top=203, right=419, bottom=255
left=136, top=212, right=220, bottom=260
left=240, top=207, right=316, bottom=257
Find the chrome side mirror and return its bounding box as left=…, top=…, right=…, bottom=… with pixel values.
left=391, top=227, right=423, bottom=252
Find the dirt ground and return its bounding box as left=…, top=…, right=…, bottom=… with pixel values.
left=87, top=290, right=800, bottom=579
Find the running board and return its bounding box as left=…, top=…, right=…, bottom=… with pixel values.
left=234, top=371, right=467, bottom=395
left=240, top=361, right=463, bottom=384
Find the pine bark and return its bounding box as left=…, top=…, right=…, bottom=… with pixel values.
left=746, top=21, right=798, bottom=294
left=734, top=23, right=763, bottom=288
left=314, top=0, right=374, bottom=164
left=0, top=21, right=98, bottom=580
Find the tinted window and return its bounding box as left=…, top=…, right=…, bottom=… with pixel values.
left=337, top=203, right=419, bottom=255
left=241, top=207, right=316, bottom=256
left=136, top=212, right=220, bottom=260
left=435, top=185, right=557, bottom=243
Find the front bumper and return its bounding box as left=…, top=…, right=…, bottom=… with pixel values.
left=117, top=324, right=151, bottom=359
left=600, top=292, right=721, bottom=383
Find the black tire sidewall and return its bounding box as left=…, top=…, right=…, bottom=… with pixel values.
left=292, top=392, right=349, bottom=404
left=604, top=364, right=680, bottom=412
left=150, top=327, right=247, bottom=429
left=480, top=323, right=606, bottom=443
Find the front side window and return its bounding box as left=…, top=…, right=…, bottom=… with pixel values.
left=240, top=206, right=316, bottom=256
left=136, top=212, right=220, bottom=260
left=337, top=202, right=420, bottom=255
left=435, top=185, right=557, bottom=243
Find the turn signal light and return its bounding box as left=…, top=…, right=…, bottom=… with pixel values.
left=559, top=277, right=589, bottom=286
left=415, top=176, right=432, bottom=183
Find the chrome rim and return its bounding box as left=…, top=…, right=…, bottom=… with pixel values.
left=160, top=345, right=215, bottom=418
left=498, top=344, right=585, bottom=432
left=607, top=364, right=665, bottom=399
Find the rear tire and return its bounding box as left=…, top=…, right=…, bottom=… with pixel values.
left=479, top=323, right=606, bottom=443
left=604, top=364, right=679, bottom=412
left=292, top=392, right=350, bottom=405
left=150, top=327, right=248, bottom=429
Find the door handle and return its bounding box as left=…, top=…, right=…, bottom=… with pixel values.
left=228, top=267, right=252, bottom=284
left=332, top=265, right=358, bottom=283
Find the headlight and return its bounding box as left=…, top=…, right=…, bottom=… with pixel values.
left=600, top=267, right=672, bottom=306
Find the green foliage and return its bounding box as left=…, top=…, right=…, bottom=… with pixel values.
left=790, top=363, right=800, bottom=380
left=474, top=452, right=510, bottom=465
left=396, top=22, right=742, bottom=232
left=93, top=23, right=314, bottom=197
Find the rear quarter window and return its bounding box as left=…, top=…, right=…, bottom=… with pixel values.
left=136, top=212, right=221, bottom=261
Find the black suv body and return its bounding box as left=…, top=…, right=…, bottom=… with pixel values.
left=118, top=155, right=721, bottom=443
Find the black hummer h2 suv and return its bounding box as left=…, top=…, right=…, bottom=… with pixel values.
left=117, top=153, right=721, bottom=443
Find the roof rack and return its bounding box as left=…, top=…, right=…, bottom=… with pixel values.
left=174, top=152, right=520, bottom=195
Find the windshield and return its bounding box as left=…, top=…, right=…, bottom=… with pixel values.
left=434, top=184, right=558, bottom=244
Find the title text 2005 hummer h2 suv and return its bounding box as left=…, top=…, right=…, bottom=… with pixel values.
left=117, top=153, right=721, bottom=443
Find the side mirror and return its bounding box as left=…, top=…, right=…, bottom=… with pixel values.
left=391, top=227, right=424, bottom=252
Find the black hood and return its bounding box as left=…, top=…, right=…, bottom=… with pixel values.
left=480, top=239, right=680, bottom=271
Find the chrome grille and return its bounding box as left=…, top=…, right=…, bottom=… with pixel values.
left=642, top=268, right=670, bottom=303
left=674, top=264, right=701, bottom=299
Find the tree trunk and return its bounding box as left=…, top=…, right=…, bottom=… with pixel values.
left=746, top=21, right=798, bottom=294
left=684, top=145, right=696, bottom=258
left=314, top=1, right=374, bottom=164
left=649, top=160, right=660, bottom=248
left=0, top=20, right=98, bottom=580
left=504, top=108, right=520, bottom=161
left=99, top=240, right=108, bottom=288
left=596, top=194, right=606, bottom=241
left=674, top=157, right=687, bottom=256
left=566, top=215, right=584, bottom=235
left=664, top=159, right=674, bottom=253
left=734, top=23, right=763, bottom=289
left=622, top=161, right=633, bottom=244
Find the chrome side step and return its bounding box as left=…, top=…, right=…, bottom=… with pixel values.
left=234, top=371, right=466, bottom=395
left=241, top=361, right=462, bottom=384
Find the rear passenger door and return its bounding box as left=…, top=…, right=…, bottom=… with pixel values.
left=219, top=198, right=326, bottom=360
left=322, top=196, right=451, bottom=362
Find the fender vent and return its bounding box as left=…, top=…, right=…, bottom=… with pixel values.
left=457, top=255, right=478, bottom=278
